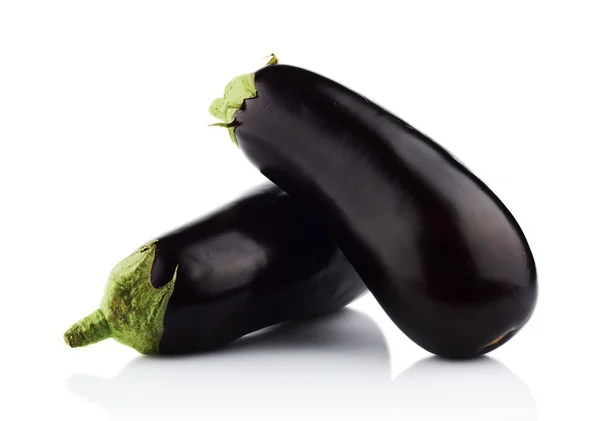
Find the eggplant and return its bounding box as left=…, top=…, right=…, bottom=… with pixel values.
left=64, top=183, right=366, bottom=355
left=209, top=57, right=538, bottom=359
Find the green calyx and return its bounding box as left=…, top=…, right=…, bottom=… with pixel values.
left=209, top=54, right=279, bottom=145
left=63, top=240, right=177, bottom=354
left=209, top=73, right=256, bottom=145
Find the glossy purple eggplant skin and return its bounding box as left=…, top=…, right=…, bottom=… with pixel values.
left=228, top=64, right=538, bottom=359
left=151, top=183, right=366, bottom=355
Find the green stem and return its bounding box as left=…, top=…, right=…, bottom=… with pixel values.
left=64, top=309, right=111, bottom=348
left=265, top=53, right=279, bottom=65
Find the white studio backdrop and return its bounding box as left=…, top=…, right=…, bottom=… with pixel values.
left=0, top=1, right=598, bottom=420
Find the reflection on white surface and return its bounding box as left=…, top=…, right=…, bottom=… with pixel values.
left=66, top=309, right=536, bottom=420
left=392, top=357, right=537, bottom=421
left=66, top=309, right=389, bottom=420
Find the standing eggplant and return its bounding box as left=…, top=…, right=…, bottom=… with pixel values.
left=64, top=183, right=366, bottom=355
left=209, top=56, right=538, bottom=359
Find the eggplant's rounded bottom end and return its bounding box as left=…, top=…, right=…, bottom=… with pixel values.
left=428, top=350, right=484, bottom=361
left=478, top=328, right=520, bottom=356
left=416, top=328, right=521, bottom=360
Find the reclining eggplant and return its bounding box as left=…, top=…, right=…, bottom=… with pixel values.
left=64, top=183, right=366, bottom=355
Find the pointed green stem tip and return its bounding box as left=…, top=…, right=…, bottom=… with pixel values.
left=64, top=309, right=111, bottom=348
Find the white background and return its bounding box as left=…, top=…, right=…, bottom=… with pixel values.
left=1, top=1, right=598, bottom=420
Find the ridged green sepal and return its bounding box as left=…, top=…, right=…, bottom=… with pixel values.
left=209, top=54, right=279, bottom=145
left=64, top=240, right=177, bottom=354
